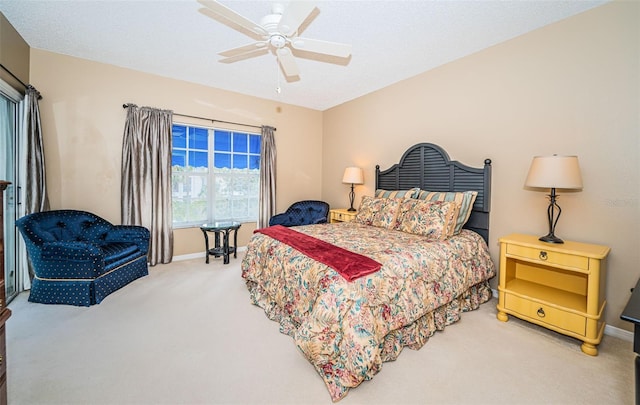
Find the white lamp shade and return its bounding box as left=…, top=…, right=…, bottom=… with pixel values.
left=524, top=155, right=583, bottom=190
left=342, top=167, right=364, bottom=184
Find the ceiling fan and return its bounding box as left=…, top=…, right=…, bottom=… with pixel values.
left=197, top=0, right=352, bottom=78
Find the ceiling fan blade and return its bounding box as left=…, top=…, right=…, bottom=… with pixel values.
left=290, top=37, right=352, bottom=58
left=219, top=42, right=267, bottom=58
left=219, top=48, right=270, bottom=64
left=278, top=1, right=317, bottom=37
left=277, top=48, right=300, bottom=77
left=198, top=0, right=267, bottom=37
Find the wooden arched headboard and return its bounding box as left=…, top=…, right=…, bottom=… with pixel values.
left=375, top=143, right=492, bottom=243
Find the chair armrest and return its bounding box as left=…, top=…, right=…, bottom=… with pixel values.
left=268, top=213, right=289, bottom=227
left=106, top=225, right=150, bottom=254
left=39, top=241, right=104, bottom=278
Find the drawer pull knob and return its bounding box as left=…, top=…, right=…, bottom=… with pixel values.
left=539, top=251, right=548, bottom=260
left=537, top=307, right=546, bottom=318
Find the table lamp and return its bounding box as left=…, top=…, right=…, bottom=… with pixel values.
left=524, top=155, right=583, bottom=244
left=342, top=167, right=364, bottom=212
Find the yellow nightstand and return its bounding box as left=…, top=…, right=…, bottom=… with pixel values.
left=496, top=233, right=610, bottom=356
left=330, top=208, right=358, bottom=223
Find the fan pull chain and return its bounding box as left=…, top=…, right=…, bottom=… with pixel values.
left=275, top=58, right=282, bottom=94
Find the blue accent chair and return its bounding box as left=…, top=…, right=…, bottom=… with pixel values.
left=268, top=200, right=330, bottom=227
left=16, top=210, right=150, bottom=306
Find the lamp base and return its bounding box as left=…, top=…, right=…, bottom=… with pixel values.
left=348, top=183, right=356, bottom=212
left=539, top=233, right=564, bottom=244
left=347, top=207, right=356, bottom=212
left=539, top=188, right=564, bottom=244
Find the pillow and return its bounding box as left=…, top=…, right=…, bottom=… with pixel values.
left=354, top=196, right=400, bottom=229
left=415, top=190, right=478, bottom=234
left=394, top=199, right=460, bottom=240
left=374, top=187, right=420, bottom=199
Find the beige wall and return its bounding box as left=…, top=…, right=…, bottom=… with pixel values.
left=29, top=50, right=323, bottom=255
left=323, top=2, right=639, bottom=331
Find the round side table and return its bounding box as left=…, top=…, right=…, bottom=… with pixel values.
left=200, top=221, right=241, bottom=264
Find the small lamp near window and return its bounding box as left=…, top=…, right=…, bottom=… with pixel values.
left=524, top=155, right=583, bottom=244
left=342, top=167, right=364, bottom=212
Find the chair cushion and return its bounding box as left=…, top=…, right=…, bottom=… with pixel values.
left=101, top=242, right=144, bottom=272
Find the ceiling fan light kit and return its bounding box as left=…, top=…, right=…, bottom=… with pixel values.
left=198, top=0, right=352, bottom=79
left=269, top=35, right=287, bottom=49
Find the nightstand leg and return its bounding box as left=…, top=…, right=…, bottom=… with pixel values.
left=635, top=355, right=640, bottom=405
left=497, top=310, right=509, bottom=322
left=581, top=342, right=598, bottom=356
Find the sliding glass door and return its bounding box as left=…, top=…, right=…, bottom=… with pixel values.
left=0, top=81, right=23, bottom=302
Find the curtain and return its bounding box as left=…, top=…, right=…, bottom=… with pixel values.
left=0, top=98, right=12, bottom=192
left=258, top=125, right=276, bottom=229
left=24, top=85, right=49, bottom=214
left=121, top=104, right=173, bottom=266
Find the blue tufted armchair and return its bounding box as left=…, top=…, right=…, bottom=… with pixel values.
left=16, top=209, right=150, bottom=306
left=268, top=200, right=330, bottom=227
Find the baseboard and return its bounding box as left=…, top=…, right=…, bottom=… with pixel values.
left=491, top=288, right=633, bottom=342
left=172, top=252, right=205, bottom=261
left=606, top=324, right=633, bottom=342
left=173, top=246, right=247, bottom=262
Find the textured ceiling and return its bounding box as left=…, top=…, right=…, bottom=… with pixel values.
left=0, top=0, right=607, bottom=111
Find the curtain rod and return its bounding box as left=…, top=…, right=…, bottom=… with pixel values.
left=0, top=63, right=42, bottom=99
left=122, top=103, right=275, bottom=131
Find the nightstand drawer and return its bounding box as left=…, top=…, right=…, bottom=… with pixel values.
left=330, top=209, right=357, bottom=223
left=332, top=212, right=347, bottom=221
left=506, top=244, right=589, bottom=270
left=505, top=293, right=586, bottom=336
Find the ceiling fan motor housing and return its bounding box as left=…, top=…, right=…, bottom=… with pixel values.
left=259, top=7, right=289, bottom=50
left=260, top=12, right=284, bottom=35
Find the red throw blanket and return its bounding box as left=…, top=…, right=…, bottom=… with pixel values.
left=255, top=225, right=382, bottom=282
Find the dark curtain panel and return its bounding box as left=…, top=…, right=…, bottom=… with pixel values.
left=258, top=126, right=276, bottom=229
left=25, top=85, right=49, bottom=214
left=121, top=104, right=173, bottom=266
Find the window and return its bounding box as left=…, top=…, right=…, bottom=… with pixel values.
left=172, top=124, right=261, bottom=226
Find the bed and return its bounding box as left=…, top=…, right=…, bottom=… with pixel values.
left=241, top=143, right=495, bottom=401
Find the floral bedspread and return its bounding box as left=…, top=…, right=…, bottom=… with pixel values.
left=241, top=222, right=496, bottom=402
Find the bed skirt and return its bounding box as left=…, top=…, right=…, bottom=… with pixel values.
left=245, top=278, right=493, bottom=401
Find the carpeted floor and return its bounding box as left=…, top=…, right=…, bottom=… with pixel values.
left=6, top=256, right=635, bottom=405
